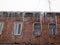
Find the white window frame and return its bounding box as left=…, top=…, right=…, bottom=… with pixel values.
left=0, top=22, right=4, bottom=35
left=48, top=23, right=57, bottom=36
left=14, top=22, right=23, bottom=35
left=33, top=22, right=42, bottom=36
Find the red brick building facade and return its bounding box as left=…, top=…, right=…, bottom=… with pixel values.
left=0, top=12, right=60, bottom=44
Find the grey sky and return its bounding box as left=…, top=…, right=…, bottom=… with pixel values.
left=0, top=0, right=60, bottom=12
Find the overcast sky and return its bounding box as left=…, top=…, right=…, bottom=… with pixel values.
left=0, top=0, right=60, bottom=12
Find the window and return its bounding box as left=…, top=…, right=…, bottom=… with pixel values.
left=49, top=24, right=56, bottom=36
left=14, top=22, right=22, bottom=35
left=34, top=13, right=40, bottom=18
left=24, top=13, right=33, bottom=18
left=0, top=23, right=3, bottom=34
left=34, top=23, right=41, bottom=36
left=3, top=12, right=8, bottom=17
left=14, top=12, right=19, bottom=17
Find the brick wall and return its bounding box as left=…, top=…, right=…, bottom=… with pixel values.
left=0, top=12, right=60, bottom=44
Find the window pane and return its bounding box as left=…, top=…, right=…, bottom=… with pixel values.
left=0, top=23, right=3, bottom=34
left=18, top=24, right=21, bottom=34
left=49, top=24, right=56, bottom=36
left=34, top=23, right=41, bottom=36
left=14, top=23, right=22, bottom=35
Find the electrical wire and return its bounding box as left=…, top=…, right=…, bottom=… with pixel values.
left=48, top=0, right=51, bottom=12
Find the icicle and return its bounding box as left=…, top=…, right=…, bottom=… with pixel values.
left=2, top=12, right=3, bottom=17
left=40, top=12, right=44, bottom=22
left=14, top=12, right=15, bottom=20
left=17, top=12, right=20, bottom=18
left=33, top=12, right=35, bottom=20
left=55, top=15, right=57, bottom=31
left=23, top=12, right=25, bottom=22
left=0, top=12, right=3, bottom=17
left=55, top=16, right=57, bottom=24
left=45, top=12, right=48, bottom=22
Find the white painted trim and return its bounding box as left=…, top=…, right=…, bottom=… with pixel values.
left=0, top=22, right=4, bottom=35
left=14, top=22, right=23, bottom=35
left=33, top=22, right=42, bottom=35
